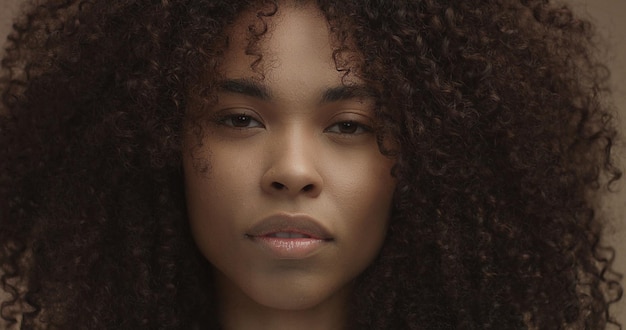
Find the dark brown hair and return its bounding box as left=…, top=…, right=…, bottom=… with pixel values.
left=0, top=0, right=622, bottom=328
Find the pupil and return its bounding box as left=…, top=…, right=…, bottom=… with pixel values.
left=233, top=115, right=250, bottom=127
left=340, top=122, right=358, bottom=133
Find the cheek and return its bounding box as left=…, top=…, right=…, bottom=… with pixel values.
left=331, top=153, right=396, bottom=253
left=183, top=144, right=245, bottom=253
left=333, top=152, right=395, bottom=215
left=184, top=140, right=259, bottom=212
left=356, top=175, right=394, bottom=244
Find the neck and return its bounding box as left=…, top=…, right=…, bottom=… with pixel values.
left=216, top=273, right=351, bottom=330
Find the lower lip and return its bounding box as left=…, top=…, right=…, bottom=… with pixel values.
left=250, top=237, right=327, bottom=259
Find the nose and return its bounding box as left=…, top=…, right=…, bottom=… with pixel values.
left=261, top=129, right=323, bottom=198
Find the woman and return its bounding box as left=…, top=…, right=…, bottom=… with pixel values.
left=0, top=0, right=621, bottom=328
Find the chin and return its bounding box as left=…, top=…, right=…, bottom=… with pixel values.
left=228, top=270, right=353, bottom=313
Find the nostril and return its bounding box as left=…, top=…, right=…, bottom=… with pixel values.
left=271, top=182, right=285, bottom=190
left=302, top=184, right=314, bottom=192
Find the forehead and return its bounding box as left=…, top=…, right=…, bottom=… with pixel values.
left=219, top=2, right=355, bottom=99
left=223, top=4, right=333, bottom=69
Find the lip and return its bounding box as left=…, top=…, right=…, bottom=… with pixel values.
left=245, top=213, right=333, bottom=259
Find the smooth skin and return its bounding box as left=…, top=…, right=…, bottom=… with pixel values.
left=183, top=2, right=396, bottom=329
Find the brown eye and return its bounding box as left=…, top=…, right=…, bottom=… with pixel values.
left=338, top=122, right=358, bottom=134
left=231, top=114, right=252, bottom=127
left=218, top=114, right=263, bottom=128
left=325, top=121, right=371, bottom=135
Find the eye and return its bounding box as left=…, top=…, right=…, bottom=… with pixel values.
left=325, top=121, right=372, bottom=135
left=217, top=113, right=264, bottom=129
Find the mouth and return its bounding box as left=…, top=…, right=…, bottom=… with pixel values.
left=248, top=231, right=334, bottom=241
left=245, top=213, right=334, bottom=259
left=245, top=213, right=333, bottom=241
left=265, top=232, right=316, bottom=239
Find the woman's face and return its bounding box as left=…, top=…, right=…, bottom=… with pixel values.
left=183, top=3, right=396, bottom=311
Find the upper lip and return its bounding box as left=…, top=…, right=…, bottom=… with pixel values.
left=245, top=213, right=333, bottom=240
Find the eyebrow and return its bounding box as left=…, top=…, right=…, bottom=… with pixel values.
left=217, top=78, right=375, bottom=103
left=320, top=85, right=376, bottom=103
left=218, top=79, right=271, bottom=100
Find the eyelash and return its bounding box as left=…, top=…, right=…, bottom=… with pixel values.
left=324, top=121, right=372, bottom=135
left=215, top=113, right=372, bottom=135
left=216, top=113, right=264, bottom=129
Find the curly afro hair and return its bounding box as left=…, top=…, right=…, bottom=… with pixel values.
left=0, top=0, right=622, bottom=328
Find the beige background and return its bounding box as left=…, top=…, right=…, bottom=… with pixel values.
left=1, top=0, right=625, bottom=325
